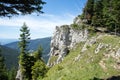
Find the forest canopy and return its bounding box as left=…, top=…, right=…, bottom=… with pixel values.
left=82, top=0, right=120, bottom=33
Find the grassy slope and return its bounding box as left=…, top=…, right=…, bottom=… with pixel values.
left=43, top=34, right=120, bottom=80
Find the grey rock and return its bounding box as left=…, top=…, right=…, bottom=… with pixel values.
left=16, top=64, right=22, bottom=80
left=81, top=37, right=96, bottom=52
left=116, top=48, right=120, bottom=57
left=95, top=43, right=104, bottom=54
left=74, top=17, right=82, bottom=24
left=47, top=24, right=88, bottom=66
left=74, top=54, right=81, bottom=62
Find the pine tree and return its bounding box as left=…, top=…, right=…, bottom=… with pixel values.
left=32, top=46, right=48, bottom=80
left=112, top=0, right=120, bottom=34
left=83, top=0, right=94, bottom=24
left=31, top=60, right=48, bottom=80
left=101, top=0, right=114, bottom=31
left=8, top=67, right=17, bottom=80
left=101, top=0, right=120, bottom=33
left=92, top=0, right=104, bottom=27
left=0, top=0, right=46, bottom=17
left=34, top=46, right=43, bottom=61
left=81, top=0, right=120, bottom=34
left=19, top=23, right=31, bottom=80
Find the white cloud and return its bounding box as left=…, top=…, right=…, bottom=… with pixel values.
left=0, top=33, right=19, bottom=39
left=0, top=13, right=74, bottom=28
left=0, top=13, right=75, bottom=39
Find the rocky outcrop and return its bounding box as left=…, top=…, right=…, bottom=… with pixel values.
left=47, top=23, right=88, bottom=66
left=81, top=37, right=96, bottom=52
left=95, top=43, right=109, bottom=54
left=16, top=64, right=22, bottom=80
left=116, top=48, right=120, bottom=57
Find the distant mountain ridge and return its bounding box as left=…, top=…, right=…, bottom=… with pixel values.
left=0, top=45, right=19, bottom=69
left=0, top=37, right=51, bottom=69
left=5, top=37, right=51, bottom=63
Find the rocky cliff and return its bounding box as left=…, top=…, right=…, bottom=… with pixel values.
left=44, top=32, right=120, bottom=80
left=47, top=17, right=88, bottom=66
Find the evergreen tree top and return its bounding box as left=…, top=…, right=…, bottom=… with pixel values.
left=0, top=0, right=46, bottom=17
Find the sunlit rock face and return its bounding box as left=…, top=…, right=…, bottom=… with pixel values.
left=47, top=18, right=88, bottom=66
left=16, top=64, right=22, bottom=80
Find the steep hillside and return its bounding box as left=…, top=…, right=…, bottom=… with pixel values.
left=43, top=33, right=120, bottom=80
left=5, top=37, right=51, bottom=63
left=0, top=45, right=19, bottom=69
left=42, top=15, right=120, bottom=80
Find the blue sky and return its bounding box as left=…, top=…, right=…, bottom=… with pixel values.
left=0, top=0, right=87, bottom=39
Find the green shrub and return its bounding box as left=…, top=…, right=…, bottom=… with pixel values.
left=57, top=65, right=64, bottom=71
left=49, top=56, right=58, bottom=65
left=71, top=23, right=88, bottom=30
left=31, top=60, right=48, bottom=80
left=71, top=24, right=80, bottom=30
left=7, top=67, right=17, bottom=80
left=86, top=45, right=90, bottom=49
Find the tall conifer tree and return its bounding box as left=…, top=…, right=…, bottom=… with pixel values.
left=83, top=0, right=94, bottom=24
left=19, top=23, right=31, bottom=79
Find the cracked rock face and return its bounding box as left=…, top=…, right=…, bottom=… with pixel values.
left=47, top=25, right=88, bottom=66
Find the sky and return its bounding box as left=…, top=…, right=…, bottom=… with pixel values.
left=0, top=0, right=87, bottom=39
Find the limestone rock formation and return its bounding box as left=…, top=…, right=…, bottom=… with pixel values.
left=116, top=48, right=120, bottom=57
left=16, top=64, right=22, bottom=80
left=47, top=20, right=88, bottom=66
